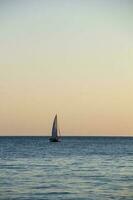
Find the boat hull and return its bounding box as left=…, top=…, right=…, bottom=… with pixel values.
left=49, top=137, right=60, bottom=142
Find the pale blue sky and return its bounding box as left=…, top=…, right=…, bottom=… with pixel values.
left=0, top=0, right=133, bottom=135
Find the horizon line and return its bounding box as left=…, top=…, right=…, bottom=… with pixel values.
left=0, top=135, right=133, bottom=137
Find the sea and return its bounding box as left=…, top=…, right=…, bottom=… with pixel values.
left=0, top=136, right=133, bottom=200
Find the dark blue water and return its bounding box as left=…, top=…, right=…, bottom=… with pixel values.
left=0, top=137, right=133, bottom=200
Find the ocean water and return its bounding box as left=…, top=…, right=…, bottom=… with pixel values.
left=0, top=137, right=133, bottom=200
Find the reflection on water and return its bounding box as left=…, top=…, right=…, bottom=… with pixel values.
left=0, top=137, right=133, bottom=200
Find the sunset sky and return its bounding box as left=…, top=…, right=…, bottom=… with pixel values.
left=0, top=0, right=133, bottom=136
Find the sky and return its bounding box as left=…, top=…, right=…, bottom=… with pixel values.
left=0, top=0, right=133, bottom=136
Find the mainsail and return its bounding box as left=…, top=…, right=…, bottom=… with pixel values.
left=49, top=114, right=61, bottom=142
left=51, top=114, right=58, bottom=139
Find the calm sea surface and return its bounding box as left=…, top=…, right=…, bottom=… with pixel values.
left=0, top=137, right=133, bottom=200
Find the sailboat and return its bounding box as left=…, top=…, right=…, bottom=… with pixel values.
left=49, top=114, right=61, bottom=142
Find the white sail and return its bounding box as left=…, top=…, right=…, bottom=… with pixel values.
left=51, top=115, right=58, bottom=139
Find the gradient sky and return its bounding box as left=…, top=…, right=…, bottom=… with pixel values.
left=0, top=0, right=133, bottom=136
